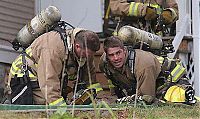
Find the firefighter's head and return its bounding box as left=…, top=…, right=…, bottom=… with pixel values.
left=74, top=30, right=100, bottom=58
left=103, top=36, right=126, bottom=68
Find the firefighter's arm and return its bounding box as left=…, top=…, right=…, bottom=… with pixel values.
left=37, top=48, right=66, bottom=106
left=36, top=32, right=66, bottom=106
left=109, top=0, right=147, bottom=17
left=161, top=0, right=179, bottom=25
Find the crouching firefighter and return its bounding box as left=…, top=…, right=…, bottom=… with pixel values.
left=4, top=22, right=102, bottom=105
left=99, top=36, right=197, bottom=105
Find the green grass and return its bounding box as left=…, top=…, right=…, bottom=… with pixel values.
left=0, top=103, right=199, bottom=119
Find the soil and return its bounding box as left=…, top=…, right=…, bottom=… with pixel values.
left=96, top=89, right=118, bottom=104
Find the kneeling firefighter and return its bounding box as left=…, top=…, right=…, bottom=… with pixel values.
left=4, top=6, right=102, bottom=106
left=103, top=26, right=197, bottom=105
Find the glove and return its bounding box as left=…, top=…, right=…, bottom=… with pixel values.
left=145, top=6, right=158, bottom=21
left=116, top=95, right=136, bottom=104
left=161, top=10, right=173, bottom=25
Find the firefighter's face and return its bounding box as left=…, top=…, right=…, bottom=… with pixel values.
left=75, top=43, right=95, bottom=58
left=107, top=47, right=126, bottom=68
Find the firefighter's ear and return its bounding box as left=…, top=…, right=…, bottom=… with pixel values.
left=75, top=43, right=81, bottom=50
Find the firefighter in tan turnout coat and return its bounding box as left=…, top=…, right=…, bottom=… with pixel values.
left=105, top=0, right=178, bottom=35
left=6, top=28, right=102, bottom=105
left=99, top=36, right=197, bottom=104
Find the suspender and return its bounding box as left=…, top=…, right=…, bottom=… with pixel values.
left=104, top=47, right=137, bottom=96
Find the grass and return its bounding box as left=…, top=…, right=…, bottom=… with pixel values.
left=0, top=103, right=199, bottom=119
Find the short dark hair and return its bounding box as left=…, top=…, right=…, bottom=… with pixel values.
left=103, top=36, right=124, bottom=53
left=75, top=30, right=100, bottom=51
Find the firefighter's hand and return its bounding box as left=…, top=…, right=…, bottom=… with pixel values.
left=161, top=10, right=173, bottom=25
left=145, top=6, right=158, bottom=21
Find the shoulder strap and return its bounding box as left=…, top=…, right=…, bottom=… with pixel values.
left=126, top=46, right=136, bottom=75
left=52, top=23, right=71, bottom=100
left=126, top=46, right=137, bottom=94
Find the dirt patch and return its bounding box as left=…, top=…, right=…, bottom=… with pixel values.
left=96, top=89, right=118, bottom=104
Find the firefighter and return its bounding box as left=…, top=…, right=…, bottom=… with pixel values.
left=6, top=28, right=102, bottom=106
left=105, top=0, right=178, bottom=35
left=99, top=36, right=196, bottom=105
left=99, top=36, right=161, bottom=101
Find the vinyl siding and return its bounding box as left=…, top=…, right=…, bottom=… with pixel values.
left=0, top=0, right=35, bottom=46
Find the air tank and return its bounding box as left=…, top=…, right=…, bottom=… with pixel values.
left=15, top=6, right=61, bottom=47
left=118, top=25, right=163, bottom=49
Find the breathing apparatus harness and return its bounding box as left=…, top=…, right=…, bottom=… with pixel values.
left=103, top=46, right=137, bottom=98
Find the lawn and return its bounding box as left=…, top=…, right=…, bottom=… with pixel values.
left=0, top=102, right=199, bottom=119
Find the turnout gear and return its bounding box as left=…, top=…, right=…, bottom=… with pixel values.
left=99, top=48, right=161, bottom=98
left=145, top=6, right=158, bottom=21
left=103, top=0, right=178, bottom=37
left=109, top=0, right=178, bottom=23
left=13, top=6, right=61, bottom=49
left=100, top=38, right=196, bottom=105
left=8, top=20, right=102, bottom=105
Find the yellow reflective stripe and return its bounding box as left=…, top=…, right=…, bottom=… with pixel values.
left=17, top=74, right=24, bottom=77
left=129, top=2, right=139, bottom=16
left=128, top=2, right=134, bottom=16
left=68, top=74, right=76, bottom=81
left=10, top=67, right=19, bottom=75
left=108, top=80, right=115, bottom=88
left=11, top=54, right=36, bottom=78
left=29, top=72, right=36, bottom=78
left=168, top=63, right=186, bottom=82
left=88, top=83, right=103, bottom=92
left=49, top=97, right=66, bottom=106
left=13, top=57, right=22, bottom=66
left=156, top=56, right=164, bottom=64
left=26, top=48, right=32, bottom=57
left=112, top=31, right=118, bottom=36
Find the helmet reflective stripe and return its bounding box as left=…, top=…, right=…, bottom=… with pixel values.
left=168, top=62, right=186, bottom=82
left=164, top=85, right=186, bottom=102
left=129, top=2, right=140, bottom=16
left=87, top=83, right=103, bottom=93
left=49, top=97, right=66, bottom=106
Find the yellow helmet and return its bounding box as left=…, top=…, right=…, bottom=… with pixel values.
left=164, top=85, right=186, bottom=102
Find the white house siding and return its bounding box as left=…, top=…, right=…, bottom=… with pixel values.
left=0, top=0, right=35, bottom=64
